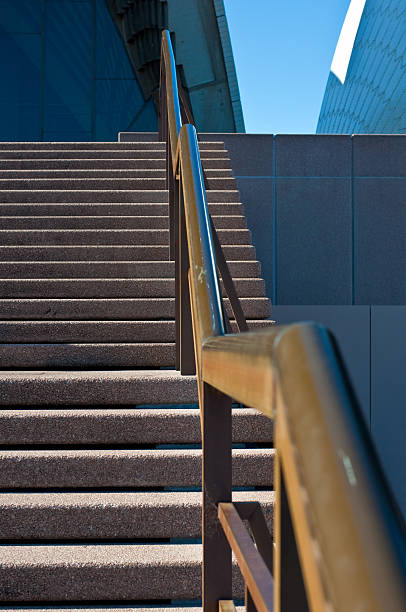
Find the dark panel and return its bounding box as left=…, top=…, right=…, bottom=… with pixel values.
left=0, top=33, right=41, bottom=141
left=95, top=0, right=134, bottom=79
left=353, top=135, right=406, bottom=177
left=94, top=78, right=144, bottom=140
left=276, top=178, right=352, bottom=304
left=272, top=305, right=370, bottom=424
left=371, top=306, right=406, bottom=519
left=276, top=135, right=351, bottom=177
left=43, top=0, right=92, bottom=138
left=354, top=179, right=406, bottom=304
left=0, top=0, right=41, bottom=33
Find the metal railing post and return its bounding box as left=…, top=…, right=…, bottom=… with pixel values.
left=178, top=182, right=195, bottom=375
left=274, top=453, right=309, bottom=612
left=202, top=381, right=233, bottom=612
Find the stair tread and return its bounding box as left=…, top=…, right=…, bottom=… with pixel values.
left=0, top=407, right=273, bottom=445
left=0, top=369, right=198, bottom=406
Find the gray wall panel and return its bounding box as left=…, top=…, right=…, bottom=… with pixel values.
left=276, top=179, right=352, bottom=304
left=236, top=178, right=274, bottom=299
left=371, top=306, right=406, bottom=518
left=272, top=305, right=371, bottom=424
left=354, top=179, right=406, bottom=304
left=353, top=135, right=406, bottom=176
left=276, top=134, right=351, bottom=177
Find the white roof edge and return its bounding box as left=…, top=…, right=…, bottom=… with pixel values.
left=212, top=0, right=245, bottom=132
left=331, top=0, right=367, bottom=84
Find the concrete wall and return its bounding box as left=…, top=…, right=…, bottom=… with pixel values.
left=201, top=133, right=406, bottom=305
left=201, top=133, right=406, bottom=518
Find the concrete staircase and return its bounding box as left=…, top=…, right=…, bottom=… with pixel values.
left=0, top=135, right=274, bottom=609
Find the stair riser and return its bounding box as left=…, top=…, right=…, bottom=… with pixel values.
left=0, top=278, right=264, bottom=298
left=0, top=245, right=255, bottom=261
left=0, top=158, right=231, bottom=169
left=0, top=491, right=273, bottom=540
left=0, top=202, right=244, bottom=216
left=0, top=450, right=273, bottom=488
left=0, top=319, right=273, bottom=343
left=0, top=298, right=270, bottom=320
left=0, top=229, right=250, bottom=246
left=0, top=260, right=261, bottom=279
left=0, top=409, right=273, bottom=445
left=0, top=214, right=246, bottom=230
left=0, top=190, right=238, bottom=202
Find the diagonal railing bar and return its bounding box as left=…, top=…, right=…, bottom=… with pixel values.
left=159, top=29, right=247, bottom=350
left=158, top=28, right=406, bottom=612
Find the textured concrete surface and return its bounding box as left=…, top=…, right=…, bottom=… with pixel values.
left=0, top=343, right=175, bottom=368
left=0, top=297, right=269, bottom=320
left=0, top=318, right=270, bottom=343
left=0, top=202, right=244, bottom=217
left=0, top=490, right=274, bottom=539
left=0, top=138, right=274, bottom=606
left=0, top=543, right=244, bottom=601
left=0, top=278, right=264, bottom=299
left=0, top=244, right=254, bottom=262
left=0, top=370, right=198, bottom=406
left=0, top=228, right=250, bottom=246
left=0, top=449, right=274, bottom=488
left=0, top=259, right=261, bottom=279
left=0, top=408, right=273, bottom=445
left=0, top=212, right=243, bottom=230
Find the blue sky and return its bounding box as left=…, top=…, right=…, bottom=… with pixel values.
left=223, top=0, right=351, bottom=134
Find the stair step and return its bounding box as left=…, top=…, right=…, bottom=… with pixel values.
left=0, top=157, right=231, bottom=170
left=0, top=319, right=273, bottom=343
left=0, top=343, right=176, bottom=368
left=0, top=202, right=244, bottom=217
left=0, top=149, right=228, bottom=160
left=0, top=168, right=232, bottom=179
left=0, top=260, right=261, bottom=279
left=0, top=369, right=197, bottom=406
left=0, top=228, right=250, bottom=246
left=0, top=214, right=246, bottom=230
left=0, top=490, right=273, bottom=539
left=0, top=408, right=273, bottom=445
left=0, top=297, right=270, bottom=320
left=0, top=177, right=235, bottom=190
left=0, top=141, right=223, bottom=150
left=0, top=278, right=265, bottom=298
left=0, top=543, right=242, bottom=601
left=0, top=189, right=239, bottom=203
left=0, top=448, right=273, bottom=488
left=0, top=244, right=255, bottom=261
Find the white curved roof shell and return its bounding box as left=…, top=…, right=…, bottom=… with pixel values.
left=331, top=0, right=367, bottom=84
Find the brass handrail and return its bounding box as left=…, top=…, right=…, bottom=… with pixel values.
left=203, top=324, right=406, bottom=611
left=158, top=28, right=406, bottom=612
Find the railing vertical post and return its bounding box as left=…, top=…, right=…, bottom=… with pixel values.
left=174, top=171, right=180, bottom=370
left=168, top=136, right=175, bottom=261
left=178, top=182, right=195, bottom=375
left=202, top=382, right=232, bottom=612
left=274, top=454, right=309, bottom=612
